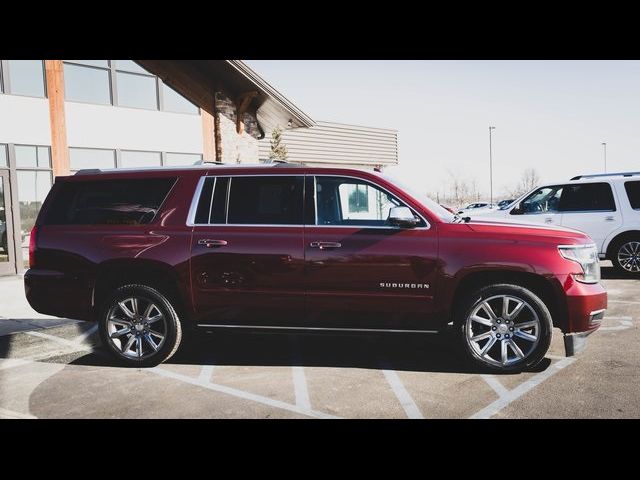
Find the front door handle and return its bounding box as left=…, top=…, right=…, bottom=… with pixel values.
left=309, top=241, right=342, bottom=250
left=605, top=216, right=616, bottom=221
left=198, top=239, right=228, bottom=248
left=544, top=217, right=553, bottom=224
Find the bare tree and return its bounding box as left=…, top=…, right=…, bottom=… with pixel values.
left=436, top=170, right=483, bottom=209
left=504, top=168, right=541, bottom=198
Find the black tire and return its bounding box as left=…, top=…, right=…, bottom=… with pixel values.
left=98, top=284, right=183, bottom=367
left=609, top=236, right=640, bottom=277
left=456, top=283, right=552, bottom=373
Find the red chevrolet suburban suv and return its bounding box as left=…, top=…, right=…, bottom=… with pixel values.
left=24, top=165, right=606, bottom=372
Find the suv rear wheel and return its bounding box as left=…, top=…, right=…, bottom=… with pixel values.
left=611, top=237, right=640, bottom=276
left=457, top=284, right=552, bottom=373
left=98, top=284, right=183, bottom=367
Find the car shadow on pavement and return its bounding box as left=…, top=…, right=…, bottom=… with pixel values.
left=601, top=266, right=634, bottom=280
left=69, top=328, right=551, bottom=375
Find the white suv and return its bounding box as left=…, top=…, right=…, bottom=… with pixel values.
left=476, top=172, right=640, bottom=276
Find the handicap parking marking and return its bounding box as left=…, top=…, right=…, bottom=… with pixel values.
left=150, top=366, right=340, bottom=419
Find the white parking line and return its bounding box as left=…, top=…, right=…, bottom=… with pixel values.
left=25, top=330, right=93, bottom=352
left=150, top=366, right=339, bottom=419
left=198, top=365, right=215, bottom=384
left=72, top=324, right=99, bottom=344
left=381, top=368, right=424, bottom=419
left=0, top=407, right=37, bottom=419
left=292, top=366, right=311, bottom=410
left=469, top=357, right=576, bottom=419
left=481, top=375, right=509, bottom=398
left=608, top=300, right=640, bottom=305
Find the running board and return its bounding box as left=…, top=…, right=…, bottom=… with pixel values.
left=196, top=324, right=440, bottom=334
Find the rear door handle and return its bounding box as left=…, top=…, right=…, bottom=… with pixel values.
left=544, top=217, right=553, bottom=223
left=605, top=216, right=615, bottom=221
left=198, top=239, right=228, bottom=248
left=309, top=241, right=342, bottom=250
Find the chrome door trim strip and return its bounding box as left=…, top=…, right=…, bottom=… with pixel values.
left=196, top=324, right=439, bottom=334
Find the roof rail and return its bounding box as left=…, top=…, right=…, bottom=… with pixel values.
left=75, top=169, right=102, bottom=175
left=570, top=171, right=640, bottom=180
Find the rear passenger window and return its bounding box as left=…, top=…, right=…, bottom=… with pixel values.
left=625, top=181, right=640, bottom=209
left=44, top=178, right=176, bottom=225
left=227, top=176, right=303, bottom=225
left=559, top=183, right=616, bottom=212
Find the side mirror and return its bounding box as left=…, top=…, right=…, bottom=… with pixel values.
left=388, top=206, right=419, bottom=228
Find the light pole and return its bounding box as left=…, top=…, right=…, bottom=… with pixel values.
left=489, top=126, right=496, bottom=204
left=601, top=142, right=607, bottom=173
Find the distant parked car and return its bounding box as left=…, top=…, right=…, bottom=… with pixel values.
left=497, top=199, right=516, bottom=209
left=440, top=204, right=456, bottom=214
left=476, top=171, right=640, bottom=276
left=457, top=202, right=497, bottom=215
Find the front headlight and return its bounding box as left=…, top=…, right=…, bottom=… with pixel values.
left=558, top=244, right=600, bottom=283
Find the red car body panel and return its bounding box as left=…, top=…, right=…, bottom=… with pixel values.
left=24, top=166, right=606, bottom=341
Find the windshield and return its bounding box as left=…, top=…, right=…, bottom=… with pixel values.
left=381, top=173, right=456, bottom=222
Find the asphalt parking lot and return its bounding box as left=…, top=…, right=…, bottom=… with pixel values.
left=0, top=262, right=638, bottom=419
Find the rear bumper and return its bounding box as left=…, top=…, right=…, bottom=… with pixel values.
left=24, top=268, right=93, bottom=320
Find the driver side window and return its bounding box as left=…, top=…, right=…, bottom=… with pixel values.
left=517, top=186, right=563, bottom=214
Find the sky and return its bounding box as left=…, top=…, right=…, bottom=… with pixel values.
left=247, top=60, right=640, bottom=201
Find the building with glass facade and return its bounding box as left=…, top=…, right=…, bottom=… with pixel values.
left=0, top=60, right=397, bottom=275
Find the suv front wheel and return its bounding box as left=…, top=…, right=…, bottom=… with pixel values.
left=611, top=237, right=640, bottom=276
left=98, top=284, right=183, bottom=367
left=457, top=284, right=552, bottom=373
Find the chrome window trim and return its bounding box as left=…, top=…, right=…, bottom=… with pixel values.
left=225, top=176, right=232, bottom=224
left=207, top=176, right=216, bottom=224
left=186, top=173, right=431, bottom=230
left=186, top=176, right=207, bottom=227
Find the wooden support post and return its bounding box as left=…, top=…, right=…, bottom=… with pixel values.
left=44, top=60, right=69, bottom=176
left=235, top=91, right=258, bottom=134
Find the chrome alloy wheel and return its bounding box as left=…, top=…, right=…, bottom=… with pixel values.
left=106, top=297, right=167, bottom=359
left=465, top=294, right=540, bottom=368
left=617, top=241, right=640, bottom=273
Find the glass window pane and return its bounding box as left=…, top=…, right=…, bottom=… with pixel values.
left=163, top=84, right=198, bottom=114
left=316, top=176, right=406, bottom=227
left=43, top=178, right=176, bottom=226
left=0, top=144, right=7, bottom=168
left=17, top=170, right=52, bottom=263
left=64, top=63, right=111, bottom=105
left=113, top=60, right=148, bottom=74
left=195, top=177, right=215, bottom=224
left=69, top=148, right=116, bottom=171
left=227, top=176, right=303, bottom=225
left=559, top=183, right=616, bottom=212
left=37, top=146, right=51, bottom=168
left=625, top=181, right=640, bottom=210
left=65, top=60, right=109, bottom=68
left=116, top=72, right=157, bottom=110
left=165, top=152, right=202, bottom=166
left=15, top=145, right=38, bottom=168
left=520, top=186, right=563, bottom=214
left=120, top=151, right=161, bottom=168
left=7, top=60, right=45, bottom=97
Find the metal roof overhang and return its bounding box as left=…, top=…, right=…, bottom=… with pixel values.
left=134, top=60, right=315, bottom=132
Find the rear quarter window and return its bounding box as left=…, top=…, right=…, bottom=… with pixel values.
left=43, top=177, right=176, bottom=225
left=625, top=181, right=640, bottom=209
